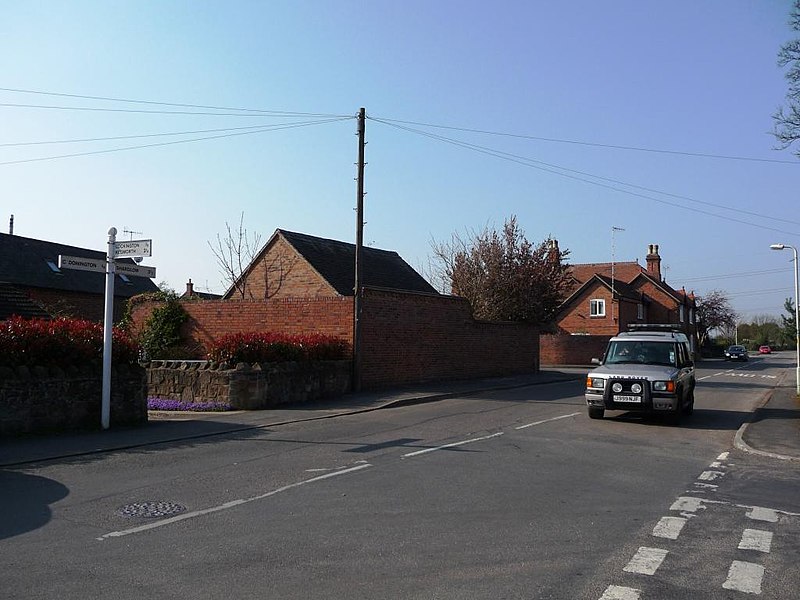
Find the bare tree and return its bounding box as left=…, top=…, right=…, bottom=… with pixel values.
left=208, top=213, right=262, bottom=299
left=773, top=1, right=800, bottom=156
left=430, top=216, right=572, bottom=324
left=695, top=290, right=738, bottom=348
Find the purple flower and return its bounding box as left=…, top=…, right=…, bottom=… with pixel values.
left=147, top=397, right=232, bottom=412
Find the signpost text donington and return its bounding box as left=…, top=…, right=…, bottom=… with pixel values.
left=58, top=228, right=156, bottom=429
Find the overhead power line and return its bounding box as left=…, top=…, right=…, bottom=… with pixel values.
left=0, top=86, right=349, bottom=118
left=372, top=115, right=799, bottom=165
left=679, top=268, right=793, bottom=283
left=369, top=117, right=800, bottom=238
left=0, top=117, right=354, bottom=166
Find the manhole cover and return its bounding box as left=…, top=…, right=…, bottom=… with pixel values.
left=117, top=501, right=187, bottom=519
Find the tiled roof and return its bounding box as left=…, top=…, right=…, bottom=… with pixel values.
left=569, top=261, right=644, bottom=287
left=0, top=232, right=159, bottom=298
left=0, top=283, right=50, bottom=320
left=278, top=230, right=438, bottom=296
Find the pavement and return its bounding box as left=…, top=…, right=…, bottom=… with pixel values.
left=1, top=367, right=798, bottom=467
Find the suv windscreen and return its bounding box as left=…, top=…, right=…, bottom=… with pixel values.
left=605, top=340, right=677, bottom=366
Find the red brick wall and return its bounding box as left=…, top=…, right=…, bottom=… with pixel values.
left=359, top=288, right=539, bottom=388
left=131, top=289, right=540, bottom=389
left=130, top=297, right=354, bottom=356
left=559, top=281, right=619, bottom=336
left=540, top=333, right=610, bottom=366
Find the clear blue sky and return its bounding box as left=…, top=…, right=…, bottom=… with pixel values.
left=2, top=1, right=799, bottom=321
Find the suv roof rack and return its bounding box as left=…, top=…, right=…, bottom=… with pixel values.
left=626, top=323, right=684, bottom=333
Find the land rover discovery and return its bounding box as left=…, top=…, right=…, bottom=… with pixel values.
left=585, top=328, right=695, bottom=422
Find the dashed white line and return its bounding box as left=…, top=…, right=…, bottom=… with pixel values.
left=599, top=585, right=641, bottom=600
left=739, top=529, right=773, bottom=553
left=746, top=506, right=779, bottom=523
left=652, top=516, right=687, bottom=540
left=623, top=547, right=669, bottom=575
left=717, top=452, right=729, bottom=461
left=515, top=412, right=581, bottom=430
left=401, top=432, right=504, bottom=458
left=96, top=463, right=372, bottom=540
left=670, top=496, right=705, bottom=512
left=698, top=470, right=725, bottom=481
left=723, top=560, right=764, bottom=594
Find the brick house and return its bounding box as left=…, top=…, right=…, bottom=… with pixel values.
left=0, top=232, right=158, bottom=322
left=544, top=243, right=698, bottom=361
left=223, top=229, right=438, bottom=299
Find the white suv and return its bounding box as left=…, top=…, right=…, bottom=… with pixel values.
left=585, top=329, right=696, bottom=423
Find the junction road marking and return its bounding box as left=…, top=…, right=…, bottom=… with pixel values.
left=670, top=496, right=705, bottom=513
left=96, top=463, right=372, bottom=541
left=623, top=547, right=669, bottom=575
left=698, top=470, right=725, bottom=481
left=717, top=452, right=729, bottom=460
left=599, top=585, right=641, bottom=600
left=723, top=561, right=764, bottom=594
left=515, top=412, right=581, bottom=430
left=402, top=432, right=504, bottom=458
left=739, top=529, right=773, bottom=553
left=652, top=516, right=687, bottom=540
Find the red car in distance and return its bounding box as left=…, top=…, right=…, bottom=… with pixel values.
left=759, top=345, right=772, bottom=354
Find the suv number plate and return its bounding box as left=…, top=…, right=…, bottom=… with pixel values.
left=614, top=395, right=642, bottom=403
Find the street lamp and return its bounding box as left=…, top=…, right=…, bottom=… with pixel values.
left=770, top=243, right=800, bottom=395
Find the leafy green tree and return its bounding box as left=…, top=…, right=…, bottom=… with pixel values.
left=781, top=297, right=797, bottom=346
left=431, top=216, right=572, bottom=324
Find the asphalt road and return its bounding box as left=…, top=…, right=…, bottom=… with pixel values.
left=2, top=356, right=798, bottom=599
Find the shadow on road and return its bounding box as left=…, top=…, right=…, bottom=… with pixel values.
left=605, top=408, right=753, bottom=431
left=0, top=470, right=69, bottom=540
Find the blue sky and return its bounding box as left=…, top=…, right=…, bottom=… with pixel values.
left=2, top=1, right=799, bottom=321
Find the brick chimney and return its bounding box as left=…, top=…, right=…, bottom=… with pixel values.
left=547, top=239, right=560, bottom=261
left=646, top=244, right=662, bottom=281
left=185, top=279, right=194, bottom=297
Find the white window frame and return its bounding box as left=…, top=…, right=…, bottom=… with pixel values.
left=679, top=305, right=685, bottom=323
left=637, top=303, right=644, bottom=320
left=689, top=307, right=694, bottom=324
left=590, top=298, right=606, bottom=317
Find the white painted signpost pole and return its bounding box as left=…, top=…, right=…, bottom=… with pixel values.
left=101, top=227, right=118, bottom=430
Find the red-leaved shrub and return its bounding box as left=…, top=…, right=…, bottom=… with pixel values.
left=206, top=332, right=350, bottom=364
left=0, top=316, right=139, bottom=368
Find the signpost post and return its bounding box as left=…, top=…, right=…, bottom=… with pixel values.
left=58, top=230, right=155, bottom=430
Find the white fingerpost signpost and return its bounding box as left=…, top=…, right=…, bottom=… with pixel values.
left=59, top=227, right=155, bottom=430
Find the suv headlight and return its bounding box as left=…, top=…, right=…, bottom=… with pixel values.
left=587, top=377, right=605, bottom=389
left=653, top=381, right=675, bottom=392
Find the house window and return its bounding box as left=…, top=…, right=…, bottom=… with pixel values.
left=679, top=305, right=685, bottom=323
left=590, top=299, right=605, bottom=317
left=689, top=308, right=695, bottom=324
left=637, top=303, right=644, bottom=320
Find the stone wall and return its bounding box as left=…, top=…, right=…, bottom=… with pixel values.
left=146, top=360, right=352, bottom=409
left=0, top=364, right=147, bottom=436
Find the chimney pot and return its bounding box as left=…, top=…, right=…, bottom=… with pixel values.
left=186, top=279, right=194, bottom=297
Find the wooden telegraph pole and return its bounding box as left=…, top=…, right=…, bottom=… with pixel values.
left=353, top=108, right=366, bottom=391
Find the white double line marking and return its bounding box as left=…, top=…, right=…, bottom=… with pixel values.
left=723, top=561, right=765, bottom=594
left=652, top=516, right=687, bottom=540
left=599, top=585, right=641, bottom=599
left=739, top=529, right=773, bottom=553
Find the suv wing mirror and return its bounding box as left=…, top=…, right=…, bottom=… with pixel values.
left=591, top=358, right=602, bottom=365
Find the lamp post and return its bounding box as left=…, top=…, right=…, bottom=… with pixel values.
left=770, top=243, right=800, bottom=395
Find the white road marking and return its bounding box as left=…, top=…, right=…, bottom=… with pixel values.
left=739, top=529, right=773, bottom=553
left=96, top=463, right=372, bottom=541
left=746, top=506, right=779, bottom=523
left=515, top=412, right=581, bottom=430
left=709, top=461, right=724, bottom=468
left=698, top=470, right=725, bottom=481
left=717, top=452, right=729, bottom=461
left=623, top=547, right=669, bottom=575
left=652, top=516, right=687, bottom=540
left=671, top=496, right=705, bottom=512
left=402, top=432, right=504, bottom=458
left=599, top=585, right=641, bottom=600
left=692, top=482, right=718, bottom=489
left=723, top=560, right=764, bottom=594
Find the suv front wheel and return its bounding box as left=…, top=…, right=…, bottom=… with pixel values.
left=588, top=407, right=605, bottom=420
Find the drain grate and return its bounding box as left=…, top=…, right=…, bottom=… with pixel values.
left=117, top=501, right=187, bottom=519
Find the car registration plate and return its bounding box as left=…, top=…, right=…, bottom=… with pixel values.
left=614, top=395, right=642, bottom=403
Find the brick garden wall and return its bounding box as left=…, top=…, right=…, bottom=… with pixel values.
left=0, top=364, right=147, bottom=435
left=540, top=333, right=610, bottom=366
left=359, top=288, right=539, bottom=388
